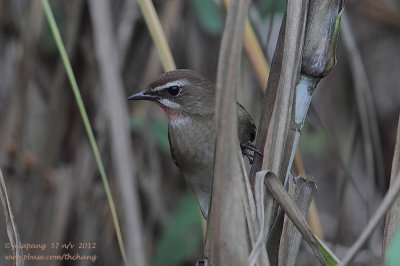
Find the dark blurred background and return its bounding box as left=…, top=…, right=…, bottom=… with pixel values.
left=0, top=0, right=399, bottom=265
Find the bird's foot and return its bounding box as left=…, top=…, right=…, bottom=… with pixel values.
left=196, top=258, right=209, bottom=266
left=241, top=141, right=263, bottom=164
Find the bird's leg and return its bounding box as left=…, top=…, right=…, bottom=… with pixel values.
left=241, top=141, right=263, bottom=164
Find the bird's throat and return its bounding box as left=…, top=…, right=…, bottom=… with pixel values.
left=170, top=116, right=192, bottom=127
left=157, top=102, right=175, bottom=117
left=156, top=102, right=192, bottom=127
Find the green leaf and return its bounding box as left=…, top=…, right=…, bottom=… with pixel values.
left=150, top=119, right=170, bottom=151
left=189, top=0, right=223, bottom=35
left=317, top=241, right=339, bottom=266
left=130, top=117, right=144, bottom=131
left=153, top=193, right=202, bottom=266
left=324, top=7, right=343, bottom=74
left=299, top=124, right=329, bottom=155
left=387, top=225, right=400, bottom=266
left=130, top=117, right=170, bottom=151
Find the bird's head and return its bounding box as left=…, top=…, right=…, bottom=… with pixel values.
left=128, top=69, right=215, bottom=118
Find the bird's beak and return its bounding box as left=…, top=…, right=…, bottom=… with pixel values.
left=128, top=91, right=159, bottom=101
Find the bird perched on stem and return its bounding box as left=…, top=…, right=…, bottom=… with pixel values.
left=128, top=69, right=260, bottom=219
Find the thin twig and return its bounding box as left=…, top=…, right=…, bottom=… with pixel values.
left=341, top=12, right=385, bottom=188
left=340, top=172, right=400, bottom=265
left=0, top=168, right=23, bottom=266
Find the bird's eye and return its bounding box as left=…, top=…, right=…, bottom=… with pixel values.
left=167, top=86, right=181, bottom=96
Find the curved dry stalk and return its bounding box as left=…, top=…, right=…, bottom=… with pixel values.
left=263, top=171, right=340, bottom=265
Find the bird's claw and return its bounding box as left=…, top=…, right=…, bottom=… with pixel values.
left=241, top=141, right=262, bottom=164
left=244, top=153, right=254, bottom=164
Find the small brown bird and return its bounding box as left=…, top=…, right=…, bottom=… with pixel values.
left=128, top=69, right=259, bottom=219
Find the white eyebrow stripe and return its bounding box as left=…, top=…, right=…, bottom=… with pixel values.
left=158, top=98, right=181, bottom=108
left=152, top=80, right=187, bottom=92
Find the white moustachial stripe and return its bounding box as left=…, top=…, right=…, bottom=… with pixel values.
left=158, top=98, right=181, bottom=108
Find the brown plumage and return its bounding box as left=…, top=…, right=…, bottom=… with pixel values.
left=128, top=69, right=257, bottom=218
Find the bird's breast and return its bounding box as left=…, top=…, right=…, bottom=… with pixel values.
left=168, top=115, right=215, bottom=175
